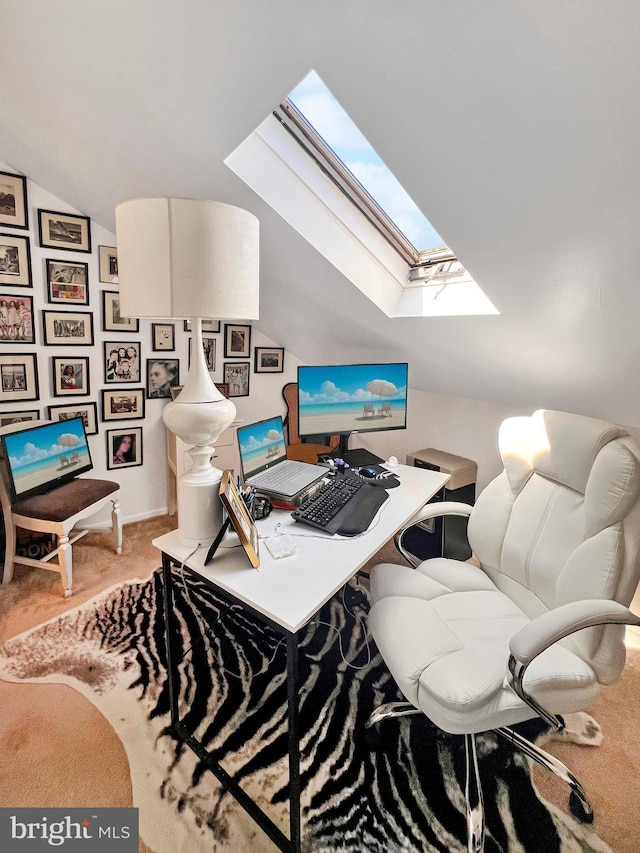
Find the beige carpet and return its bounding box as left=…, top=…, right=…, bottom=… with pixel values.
left=0, top=516, right=638, bottom=852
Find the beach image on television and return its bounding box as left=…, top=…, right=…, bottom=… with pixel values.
left=3, top=417, right=92, bottom=498
left=298, top=363, right=408, bottom=437
left=237, top=416, right=287, bottom=478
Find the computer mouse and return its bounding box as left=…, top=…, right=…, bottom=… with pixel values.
left=387, top=455, right=399, bottom=467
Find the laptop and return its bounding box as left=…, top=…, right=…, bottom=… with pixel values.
left=236, top=415, right=328, bottom=500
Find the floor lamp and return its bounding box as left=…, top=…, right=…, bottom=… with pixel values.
left=115, top=197, right=259, bottom=547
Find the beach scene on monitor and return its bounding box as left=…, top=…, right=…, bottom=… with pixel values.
left=298, top=364, right=408, bottom=437
left=238, top=416, right=287, bottom=477
left=4, top=418, right=91, bottom=497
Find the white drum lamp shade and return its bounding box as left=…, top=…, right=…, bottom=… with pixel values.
left=115, top=198, right=259, bottom=547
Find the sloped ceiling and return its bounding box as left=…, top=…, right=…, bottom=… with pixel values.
left=1, top=1, right=639, bottom=425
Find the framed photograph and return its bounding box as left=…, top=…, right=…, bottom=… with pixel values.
left=104, top=342, right=141, bottom=383
left=0, top=354, right=38, bottom=402
left=0, top=409, right=39, bottom=427
left=146, top=358, right=180, bottom=398
left=219, top=469, right=259, bottom=568
left=99, top=245, right=119, bottom=283
left=0, top=233, right=32, bottom=286
left=215, top=382, right=229, bottom=398
left=101, top=388, right=145, bottom=421
left=223, top=362, right=250, bottom=397
left=188, top=336, right=216, bottom=370
left=183, top=319, right=220, bottom=333
left=254, top=346, right=284, bottom=373
left=106, top=426, right=143, bottom=470
left=101, top=290, right=139, bottom=332
left=152, top=322, right=175, bottom=351
left=42, top=309, right=94, bottom=346
left=224, top=323, right=251, bottom=358
left=0, top=171, right=28, bottom=230
left=0, top=294, right=34, bottom=343
left=48, top=402, right=98, bottom=435
left=38, top=209, right=91, bottom=253
left=46, top=259, right=89, bottom=305
left=51, top=356, right=89, bottom=397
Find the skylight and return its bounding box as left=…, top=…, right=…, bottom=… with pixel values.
left=286, top=71, right=446, bottom=258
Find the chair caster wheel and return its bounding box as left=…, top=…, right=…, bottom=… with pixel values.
left=569, top=791, right=594, bottom=824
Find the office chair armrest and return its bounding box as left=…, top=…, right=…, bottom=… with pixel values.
left=402, top=501, right=473, bottom=530
left=507, top=600, right=640, bottom=730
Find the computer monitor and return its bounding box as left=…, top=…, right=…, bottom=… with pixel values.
left=0, top=417, right=93, bottom=501
left=297, top=362, right=408, bottom=462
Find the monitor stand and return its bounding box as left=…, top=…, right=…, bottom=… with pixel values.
left=332, top=434, right=384, bottom=467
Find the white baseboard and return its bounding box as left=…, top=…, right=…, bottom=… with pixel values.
left=82, top=507, right=170, bottom=530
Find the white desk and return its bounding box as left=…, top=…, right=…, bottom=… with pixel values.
left=153, top=463, right=449, bottom=852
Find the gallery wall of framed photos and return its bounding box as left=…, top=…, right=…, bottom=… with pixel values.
left=0, top=162, right=299, bottom=523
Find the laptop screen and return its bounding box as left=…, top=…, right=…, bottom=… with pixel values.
left=237, top=415, right=288, bottom=479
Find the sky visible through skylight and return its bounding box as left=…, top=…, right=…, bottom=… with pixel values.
left=288, top=70, right=446, bottom=253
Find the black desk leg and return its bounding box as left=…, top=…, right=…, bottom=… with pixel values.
left=162, top=554, right=180, bottom=727
left=287, top=631, right=302, bottom=852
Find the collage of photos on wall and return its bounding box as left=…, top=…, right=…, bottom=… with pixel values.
left=0, top=167, right=287, bottom=478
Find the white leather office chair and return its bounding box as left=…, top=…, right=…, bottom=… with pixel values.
left=368, top=410, right=640, bottom=852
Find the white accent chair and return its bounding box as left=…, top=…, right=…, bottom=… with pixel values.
left=368, top=410, right=640, bottom=852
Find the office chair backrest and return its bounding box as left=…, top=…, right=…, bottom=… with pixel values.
left=467, top=409, right=640, bottom=684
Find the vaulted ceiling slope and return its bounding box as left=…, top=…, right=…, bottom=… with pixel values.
left=1, top=1, right=640, bottom=426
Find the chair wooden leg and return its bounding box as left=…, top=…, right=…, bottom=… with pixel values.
left=112, top=496, right=122, bottom=555
left=57, top=533, right=73, bottom=598
left=2, top=522, right=17, bottom=584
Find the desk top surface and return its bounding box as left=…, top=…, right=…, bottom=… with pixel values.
left=153, top=463, right=449, bottom=633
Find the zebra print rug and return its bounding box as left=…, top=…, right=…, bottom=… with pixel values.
left=0, top=568, right=611, bottom=853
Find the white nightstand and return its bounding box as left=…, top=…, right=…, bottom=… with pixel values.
left=166, top=421, right=242, bottom=516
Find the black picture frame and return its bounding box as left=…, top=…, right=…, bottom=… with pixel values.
left=183, top=319, right=220, bottom=333
left=104, top=341, right=142, bottom=383
left=188, top=336, right=216, bottom=370
left=0, top=171, right=28, bottom=230
left=0, top=294, right=35, bottom=344
left=146, top=358, right=180, bottom=398
left=0, top=232, right=32, bottom=287
left=223, top=361, right=250, bottom=397
left=106, top=426, right=143, bottom=470
left=101, top=388, right=145, bottom=422
left=0, top=409, right=39, bottom=427
left=0, top=353, right=38, bottom=402
left=42, top=309, right=94, bottom=346
left=48, top=401, right=98, bottom=435
left=99, top=245, right=118, bottom=283
left=101, top=291, right=139, bottom=332
left=46, top=259, right=89, bottom=305
left=224, top=323, right=251, bottom=358
left=254, top=346, right=284, bottom=373
left=38, top=209, right=92, bottom=253
left=152, top=322, right=175, bottom=351
left=51, top=356, right=90, bottom=397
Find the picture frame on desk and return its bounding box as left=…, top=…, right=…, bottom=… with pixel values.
left=219, top=469, right=259, bottom=568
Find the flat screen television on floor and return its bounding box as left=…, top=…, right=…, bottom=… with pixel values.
left=297, top=362, right=408, bottom=461
left=0, top=416, right=93, bottom=501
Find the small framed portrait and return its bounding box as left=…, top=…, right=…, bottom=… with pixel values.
left=188, top=336, right=216, bottom=370
left=223, top=362, right=250, bottom=397
left=0, top=409, right=39, bottom=427
left=101, top=290, right=139, bottom=332
left=183, top=319, right=220, bottom=333
left=254, top=346, right=284, bottom=373
left=107, top=426, right=143, bottom=470
left=219, top=470, right=259, bottom=568
left=101, top=388, right=145, bottom=421
left=37, top=209, right=91, bottom=253
left=0, top=233, right=32, bottom=286
left=152, top=322, right=175, bottom=351
left=224, top=323, right=251, bottom=358
left=146, top=358, right=180, bottom=399
left=0, top=354, right=38, bottom=402
left=104, top=341, right=141, bottom=383
left=0, top=171, right=28, bottom=230
left=99, top=245, right=119, bottom=283
left=0, top=294, right=34, bottom=344
left=46, top=259, right=89, bottom=305
left=42, top=309, right=94, bottom=346
left=52, top=356, right=90, bottom=397
left=48, top=402, right=98, bottom=435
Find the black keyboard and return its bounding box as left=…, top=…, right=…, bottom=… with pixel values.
left=291, top=473, right=389, bottom=536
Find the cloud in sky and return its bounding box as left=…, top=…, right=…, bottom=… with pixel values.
left=288, top=71, right=446, bottom=251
